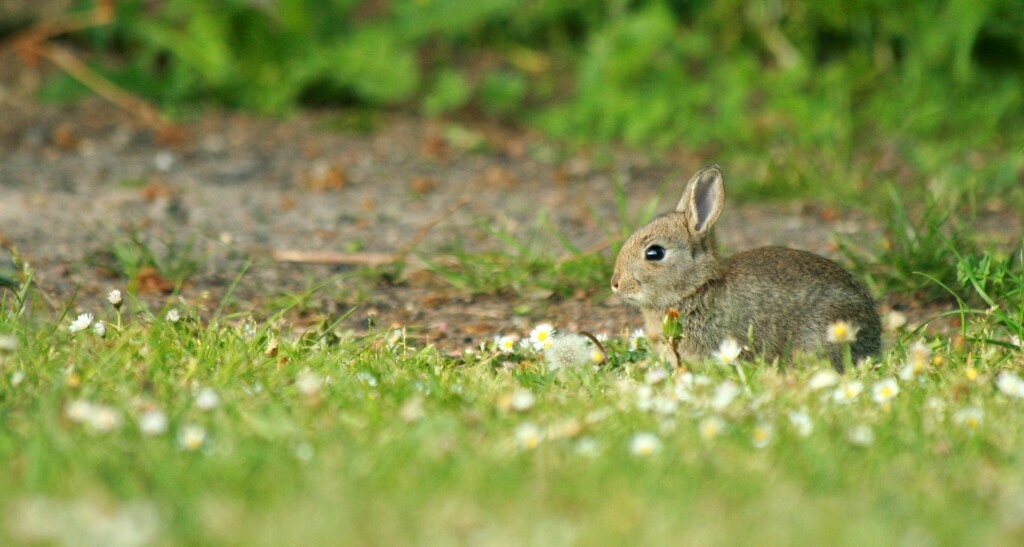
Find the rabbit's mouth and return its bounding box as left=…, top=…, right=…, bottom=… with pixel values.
left=612, top=285, right=650, bottom=308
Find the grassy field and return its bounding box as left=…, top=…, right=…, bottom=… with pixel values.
left=2, top=252, right=1023, bottom=545
left=4, top=1, right=1023, bottom=544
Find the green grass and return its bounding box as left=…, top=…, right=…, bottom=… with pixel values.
left=2, top=261, right=1024, bottom=545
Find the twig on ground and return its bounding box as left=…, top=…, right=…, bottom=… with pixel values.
left=273, top=198, right=471, bottom=266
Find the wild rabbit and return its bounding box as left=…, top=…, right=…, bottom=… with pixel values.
left=611, top=165, right=881, bottom=371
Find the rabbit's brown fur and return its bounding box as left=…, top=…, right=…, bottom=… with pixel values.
left=612, top=166, right=880, bottom=370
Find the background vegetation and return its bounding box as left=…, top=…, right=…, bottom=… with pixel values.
left=45, top=0, right=1023, bottom=198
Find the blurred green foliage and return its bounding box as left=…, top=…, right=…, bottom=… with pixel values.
left=51, top=0, right=1023, bottom=198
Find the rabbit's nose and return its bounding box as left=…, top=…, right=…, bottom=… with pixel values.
left=611, top=273, right=620, bottom=292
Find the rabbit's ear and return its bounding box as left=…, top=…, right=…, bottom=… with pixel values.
left=676, top=165, right=724, bottom=237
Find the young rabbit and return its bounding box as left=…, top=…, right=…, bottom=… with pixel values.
left=611, top=165, right=881, bottom=371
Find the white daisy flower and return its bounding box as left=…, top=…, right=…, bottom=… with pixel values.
left=847, top=424, right=875, bottom=446
left=826, top=320, right=859, bottom=343
left=138, top=408, right=168, bottom=436
left=195, top=388, right=220, bottom=411
left=628, top=328, right=645, bottom=351
left=788, top=410, right=813, bottom=437
left=494, top=335, right=518, bottom=353
left=87, top=405, right=122, bottom=433
left=883, top=311, right=907, bottom=331
left=712, top=337, right=742, bottom=366
left=65, top=399, right=96, bottom=423
left=529, top=323, right=556, bottom=351
left=165, top=309, right=181, bottom=323
left=807, top=369, right=841, bottom=390
left=831, top=381, right=864, bottom=404
left=629, top=432, right=662, bottom=456
left=0, top=334, right=17, bottom=353
left=178, top=424, right=207, bottom=451
left=952, top=406, right=984, bottom=431
left=872, top=378, right=900, bottom=404
left=652, top=396, right=679, bottom=416
left=92, top=321, right=106, bottom=337
left=751, top=423, right=773, bottom=449
left=710, top=380, right=741, bottom=411
left=68, top=313, right=94, bottom=334
left=645, top=367, right=669, bottom=385
left=355, top=371, right=378, bottom=387
left=515, top=422, right=543, bottom=450
left=386, top=328, right=406, bottom=349
left=107, top=289, right=123, bottom=309
left=295, top=369, right=322, bottom=397
left=575, top=437, right=600, bottom=458
left=699, top=416, right=726, bottom=440
left=509, top=389, right=536, bottom=412
left=996, top=372, right=1024, bottom=398
left=900, top=342, right=932, bottom=380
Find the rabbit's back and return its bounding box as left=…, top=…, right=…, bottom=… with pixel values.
left=719, top=246, right=880, bottom=367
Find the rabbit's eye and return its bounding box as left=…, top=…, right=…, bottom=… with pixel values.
left=644, top=245, right=666, bottom=261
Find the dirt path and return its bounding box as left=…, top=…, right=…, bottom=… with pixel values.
left=3, top=60, right=1015, bottom=351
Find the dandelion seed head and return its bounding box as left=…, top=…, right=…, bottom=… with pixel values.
left=543, top=334, right=592, bottom=371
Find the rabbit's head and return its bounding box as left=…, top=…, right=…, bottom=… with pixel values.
left=611, top=165, right=725, bottom=310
